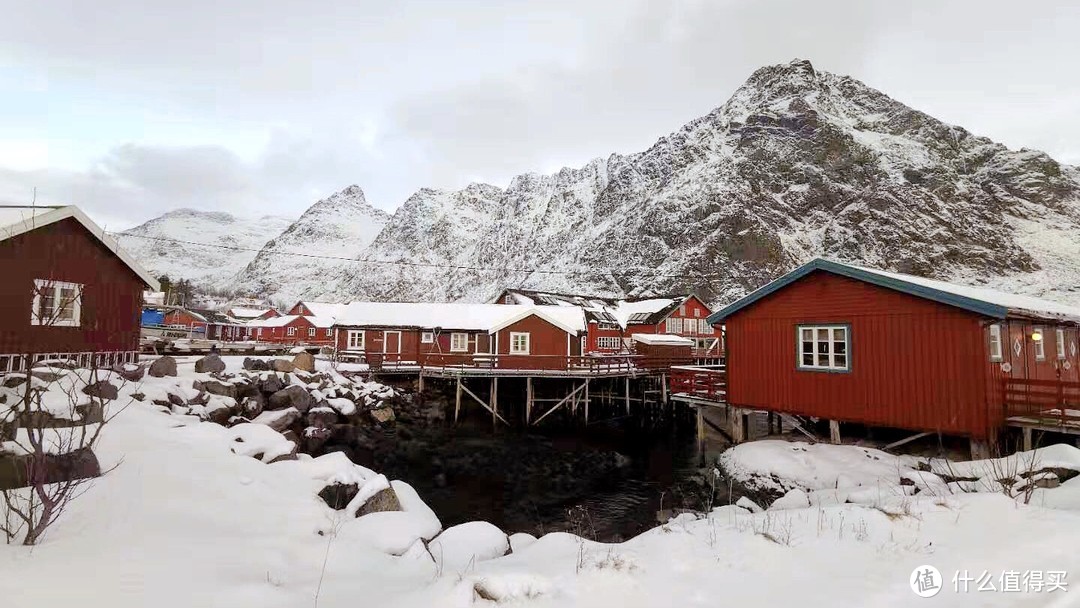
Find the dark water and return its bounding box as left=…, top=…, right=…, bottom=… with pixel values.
left=368, top=414, right=711, bottom=542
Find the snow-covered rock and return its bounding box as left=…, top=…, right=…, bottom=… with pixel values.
left=427, top=521, right=510, bottom=573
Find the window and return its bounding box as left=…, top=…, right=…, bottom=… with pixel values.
left=421, top=331, right=434, bottom=344
left=325, top=328, right=332, bottom=337
left=694, top=308, right=701, bottom=318
left=347, top=330, right=365, bottom=349
left=596, top=337, right=623, bottom=350
left=1033, top=327, right=1046, bottom=361
left=797, top=325, right=849, bottom=371
left=31, top=279, right=82, bottom=327
left=700, top=319, right=712, bottom=334
left=988, top=324, right=1003, bottom=361
left=509, top=332, right=530, bottom=354
left=678, top=304, right=686, bottom=315
left=665, top=317, right=682, bottom=334
left=1058, top=329, right=1067, bottom=360
left=450, top=332, right=469, bottom=352
left=287, top=327, right=296, bottom=337
left=308, top=327, right=315, bottom=337
left=257, top=327, right=263, bottom=338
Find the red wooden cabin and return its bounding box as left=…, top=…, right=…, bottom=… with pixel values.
left=705, top=258, right=1080, bottom=448
left=0, top=205, right=160, bottom=372
left=332, top=303, right=586, bottom=370
left=245, top=314, right=334, bottom=345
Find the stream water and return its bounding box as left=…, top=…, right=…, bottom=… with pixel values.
left=364, top=413, right=718, bottom=542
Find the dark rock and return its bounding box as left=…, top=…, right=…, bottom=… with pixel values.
left=292, top=352, right=316, bottom=373
left=307, top=405, right=339, bottom=429
left=243, top=357, right=269, bottom=371
left=206, top=403, right=234, bottom=426
left=241, top=396, right=264, bottom=418
left=318, top=482, right=359, bottom=510
left=0, top=447, right=101, bottom=490
left=112, top=363, right=146, bottom=383
left=370, top=407, right=396, bottom=424
left=268, top=385, right=314, bottom=413
left=167, top=392, right=186, bottom=407
left=2, top=375, right=27, bottom=388
left=302, top=425, right=332, bottom=453
left=194, top=354, right=226, bottom=374
left=259, top=373, right=286, bottom=395
left=148, top=356, right=178, bottom=378
left=193, top=379, right=238, bottom=400
left=29, top=371, right=63, bottom=383
left=258, top=407, right=301, bottom=433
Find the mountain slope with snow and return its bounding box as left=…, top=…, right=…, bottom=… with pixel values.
left=118, top=209, right=294, bottom=285
left=314, top=59, right=1080, bottom=307
left=231, top=185, right=390, bottom=304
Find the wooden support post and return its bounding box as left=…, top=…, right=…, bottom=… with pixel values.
left=829, top=420, right=841, bottom=444
left=417, top=374, right=425, bottom=402
left=661, top=373, right=668, bottom=404
left=533, top=382, right=588, bottom=426
left=730, top=408, right=745, bottom=444
left=624, top=376, right=630, bottom=415
left=491, top=377, right=499, bottom=429
left=460, top=382, right=509, bottom=425
left=454, top=376, right=462, bottom=423
left=526, top=377, right=533, bottom=425
left=584, top=380, right=590, bottom=423
left=1022, top=426, right=1033, bottom=452
left=970, top=438, right=992, bottom=460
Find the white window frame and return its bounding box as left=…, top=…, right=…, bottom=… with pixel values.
left=678, top=304, right=686, bottom=315
left=287, top=326, right=296, bottom=337
left=797, top=324, right=850, bottom=372
left=257, top=327, right=263, bottom=338
left=450, top=332, right=469, bottom=353
left=989, top=324, right=1003, bottom=362
left=665, top=317, right=682, bottom=334
left=1033, top=326, right=1046, bottom=361
left=1058, top=328, right=1067, bottom=360
left=701, top=319, right=712, bottom=334
left=31, top=279, right=83, bottom=327
left=347, top=330, right=365, bottom=350
left=509, top=332, right=530, bottom=355
left=596, top=336, right=622, bottom=350
left=308, top=327, right=315, bottom=337
left=421, top=331, right=434, bottom=344
left=694, top=308, right=701, bottom=318
left=325, top=328, right=332, bottom=337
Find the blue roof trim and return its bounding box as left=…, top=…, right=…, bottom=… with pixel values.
left=706, top=258, right=1010, bottom=324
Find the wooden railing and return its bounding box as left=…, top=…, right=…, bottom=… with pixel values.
left=1003, top=378, right=1080, bottom=427
left=345, top=352, right=696, bottom=375
left=669, top=364, right=727, bottom=402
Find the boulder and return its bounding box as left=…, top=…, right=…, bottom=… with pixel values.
left=356, top=486, right=403, bottom=517
left=292, top=352, right=316, bottom=373
left=318, top=482, right=359, bottom=510
left=302, top=425, right=332, bottom=453
left=242, top=357, right=269, bottom=371
left=29, top=370, right=63, bottom=383
left=241, top=396, right=264, bottom=418
left=1, top=375, right=27, bottom=388
left=193, top=379, right=238, bottom=400
left=112, top=363, right=146, bottom=382
left=0, top=447, right=101, bottom=491
left=258, top=373, right=286, bottom=395
left=256, top=407, right=302, bottom=433
left=307, top=405, right=339, bottom=429
left=370, top=407, right=396, bottom=424
left=148, top=356, right=177, bottom=378
left=268, top=385, right=314, bottom=413
left=194, top=354, right=226, bottom=374
left=206, top=404, right=234, bottom=426
left=270, top=359, right=295, bottom=373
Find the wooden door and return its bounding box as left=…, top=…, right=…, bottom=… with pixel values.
left=384, top=331, right=401, bottom=356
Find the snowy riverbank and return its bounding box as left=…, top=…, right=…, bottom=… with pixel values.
left=3, top=357, right=1080, bottom=606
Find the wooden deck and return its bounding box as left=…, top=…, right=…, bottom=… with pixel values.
left=339, top=353, right=692, bottom=380
left=1004, top=378, right=1080, bottom=438
left=668, top=364, right=727, bottom=405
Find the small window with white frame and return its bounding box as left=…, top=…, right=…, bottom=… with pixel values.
left=421, top=331, right=434, bottom=344
left=31, top=279, right=83, bottom=327
left=347, top=330, right=365, bottom=349
left=450, top=332, right=469, bottom=352
left=1033, top=326, right=1046, bottom=361
left=596, top=336, right=622, bottom=350
left=287, top=326, right=296, bottom=337
left=694, top=308, right=701, bottom=318
left=308, top=327, right=315, bottom=337
left=988, top=324, right=1003, bottom=361
left=1058, top=328, right=1067, bottom=360
left=325, top=328, right=332, bottom=337
left=665, top=317, right=682, bottom=334
left=797, top=325, right=849, bottom=371
left=509, top=332, right=530, bottom=354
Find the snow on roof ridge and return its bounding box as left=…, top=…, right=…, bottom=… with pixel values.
left=335, top=302, right=585, bottom=333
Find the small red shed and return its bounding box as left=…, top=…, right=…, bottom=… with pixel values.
left=0, top=205, right=160, bottom=372
left=708, top=258, right=1080, bottom=446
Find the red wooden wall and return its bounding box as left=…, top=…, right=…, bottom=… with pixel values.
left=725, top=272, right=996, bottom=437
left=0, top=218, right=145, bottom=355
left=493, top=315, right=575, bottom=370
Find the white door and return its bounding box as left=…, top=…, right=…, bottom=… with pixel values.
left=383, top=331, right=402, bottom=354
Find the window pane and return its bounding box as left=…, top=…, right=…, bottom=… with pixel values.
left=802, top=353, right=814, bottom=366
left=817, top=328, right=829, bottom=341
left=834, top=341, right=846, bottom=355
left=834, top=354, right=847, bottom=368
left=802, top=340, right=813, bottom=354
left=817, top=341, right=830, bottom=354
left=802, top=329, right=812, bottom=341
left=817, top=353, right=830, bottom=366
left=40, top=292, right=56, bottom=319
left=832, top=327, right=846, bottom=342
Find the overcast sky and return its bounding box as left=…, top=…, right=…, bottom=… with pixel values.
left=1, top=1, right=1077, bottom=229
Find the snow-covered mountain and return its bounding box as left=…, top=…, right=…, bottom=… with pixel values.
left=119, top=209, right=294, bottom=286
left=315, top=58, right=1080, bottom=306
left=231, top=185, right=390, bottom=304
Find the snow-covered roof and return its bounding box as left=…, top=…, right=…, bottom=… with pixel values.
left=247, top=315, right=303, bottom=328
left=492, top=288, right=694, bottom=329
left=334, top=302, right=586, bottom=334
left=0, top=205, right=160, bottom=290
left=709, top=258, right=1080, bottom=324
left=631, top=333, right=695, bottom=346
left=230, top=307, right=273, bottom=319
left=293, top=301, right=346, bottom=319
left=611, top=297, right=685, bottom=327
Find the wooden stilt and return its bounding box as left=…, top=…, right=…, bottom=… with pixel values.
left=584, top=379, right=590, bottom=423
left=1022, top=427, right=1033, bottom=452
left=696, top=406, right=705, bottom=464
left=454, top=376, right=462, bottom=423
left=526, top=377, right=533, bottom=425
left=533, top=382, right=588, bottom=425
left=624, top=376, right=630, bottom=415
left=491, top=377, right=499, bottom=429
left=460, top=382, right=509, bottom=425
left=730, top=408, right=744, bottom=443
left=829, top=420, right=841, bottom=444
left=661, top=373, right=668, bottom=404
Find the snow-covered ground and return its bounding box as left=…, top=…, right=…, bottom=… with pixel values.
left=3, top=359, right=1080, bottom=606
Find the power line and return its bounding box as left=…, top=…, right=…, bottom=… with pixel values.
left=109, top=231, right=721, bottom=281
